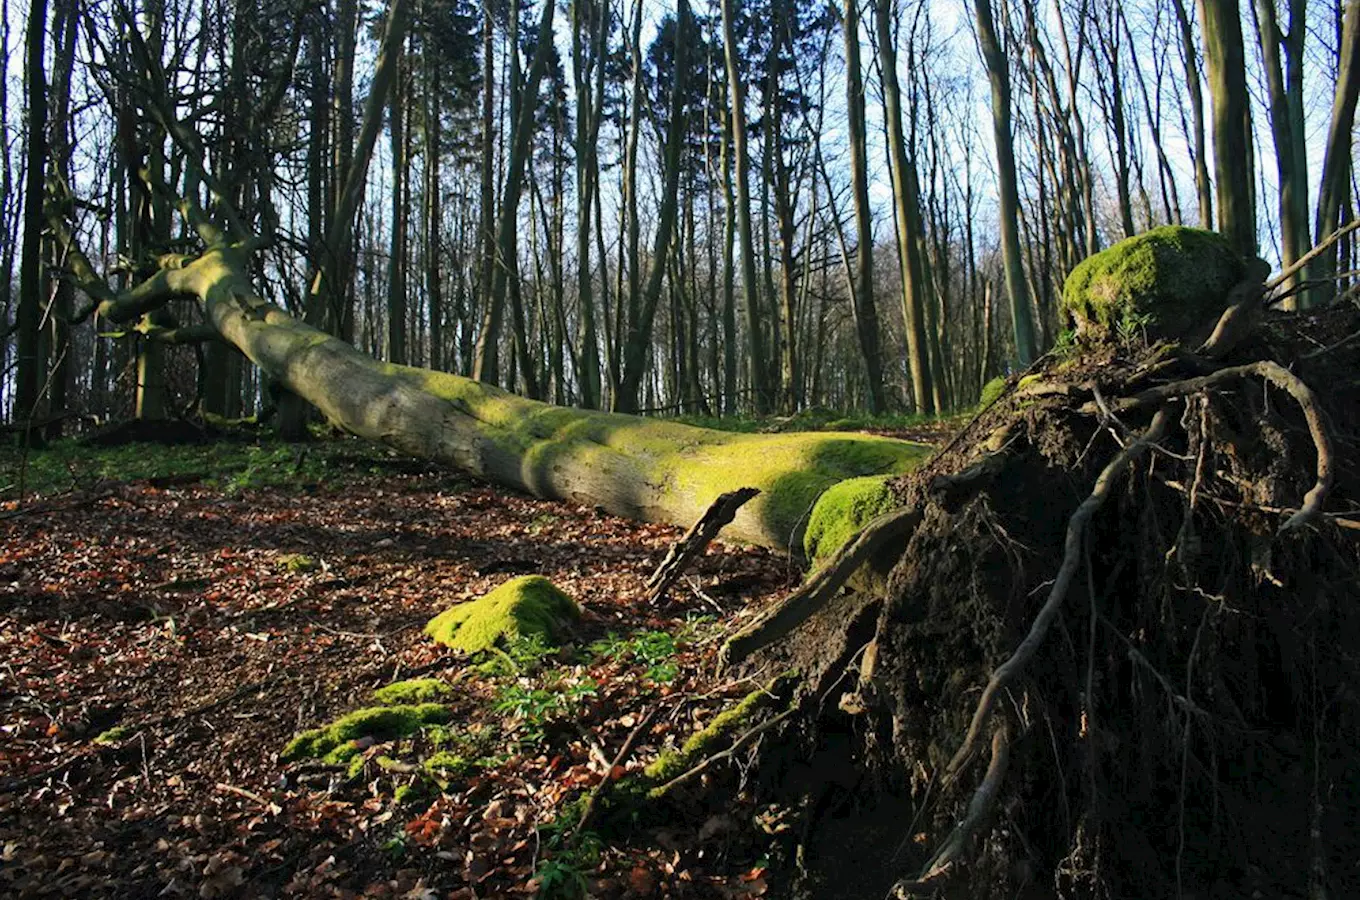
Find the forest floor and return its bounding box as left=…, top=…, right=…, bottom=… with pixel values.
left=0, top=421, right=944, bottom=899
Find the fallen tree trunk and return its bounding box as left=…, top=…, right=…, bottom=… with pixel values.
left=83, top=242, right=931, bottom=552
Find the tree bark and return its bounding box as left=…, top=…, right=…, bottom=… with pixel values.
left=474, top=0, right=555, bottom=394
left=721, top=0, right=772, bottom=414
left=843, top=0, right=886, bottom=414
left=1252, top=0, right=1309, bottom=299
left=973, top=0, right=1037, bottom=366
left=875, top=0, right=935, bottom=413
left=15, top=0, right=48, bottom=441
left=614, top=0, right=690, bottom=414
left=387, top=39, right=408, bottom=365
left=1198, top=0, right=1257, bottom=257
left=1314, top=0, right=1360, bottom=300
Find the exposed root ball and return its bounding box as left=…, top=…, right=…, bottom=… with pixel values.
left=745, top=306, right=1360, bottom=899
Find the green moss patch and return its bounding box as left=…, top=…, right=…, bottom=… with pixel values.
left=979, top=376, right=1008, bottom=409
left=372, top=678, right=452, bottom=705
left=642, top=686, right=777, bottom=790
left=1062, top=226, right=1248, bottom=341
left=425, top=575, right=579, bottom=653
left=803, top=475, right=901, bottom=566
left=281, top=703, right=451, bottom=762
left=277, top=552, right=318, bottom=573
left=93, top=725, right=134, bottom=745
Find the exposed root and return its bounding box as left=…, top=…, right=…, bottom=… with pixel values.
left=1264, top=217, right=1360, bottom=294
left=1092, top=360, right=1333, bottom=530
left=893, top=724, right=1011, bottom=898
left=684, top=306, right=1360, bottom=898
left=720, top=506, right=924, bottom=668
left=944, top=407, right=1172, bottom=780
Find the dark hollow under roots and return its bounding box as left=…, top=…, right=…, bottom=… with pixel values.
left=733, top=305, right=1360, bottom=900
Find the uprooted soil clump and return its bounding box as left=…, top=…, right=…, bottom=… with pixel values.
left=734, top=303, right=1360, bottom=898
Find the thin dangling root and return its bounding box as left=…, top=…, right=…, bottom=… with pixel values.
left=943, top=406, right=1173, bottom=781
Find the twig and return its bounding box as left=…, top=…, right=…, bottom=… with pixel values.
left=215, top=782, right=271, bottom=807
left=1265, top=218, right=1360, bottom=293
left=572, top=704, right=664, bottom=837
left=944, top=408, right=1172, bottom=781
left=721, top=506, right=924, bottom=668
left=647, top=488, right=760, bottom=604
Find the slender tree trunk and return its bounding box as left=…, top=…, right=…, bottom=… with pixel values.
left=719, top=87, right=738, bottom=415
left=1198, top=0, right=1257, bottom=256
left=720, top=0, right=771, bottom=413
left=15, top=0, right=48, bottom=441
left=306, top=0, right=409, bottom=339
left=473, top=0, right=556, bottom=393
left=1170, top=0, right=1213, bottom=229
left=387, top=42, right=408, bottom=364
left=571, top=0, right=605, bottom=408
left=616, top=0, right=643, bottom=401
left=1252, top=0, right=1309, bottom=299
left=974, top=0, right=1037, bottom=365
left=425, top=62, right=443, bottom=370
left=614, top=0, right=690, bottom=413
left=844, top=0, right=886, bottom=414
left=474, top=0, right=497, bottom=369
left=1314, top=0, right=1360, bottom=300
left=875, top=0, right=934, bottom=413
left=45, top=0, right=77, bottom=438
left=769, top=31, right=801, bottom=414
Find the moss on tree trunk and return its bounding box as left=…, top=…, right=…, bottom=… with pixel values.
left=146, top=244, right=932, bottom=552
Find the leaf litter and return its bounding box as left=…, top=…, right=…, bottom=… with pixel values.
left=0, top=439, right=793, bottom=897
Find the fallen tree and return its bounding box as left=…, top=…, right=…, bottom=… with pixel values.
left=58, top=236, right=929, bottom=552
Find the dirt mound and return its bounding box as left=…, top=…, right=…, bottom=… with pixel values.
left=752, top=306, right=1360, bottom=898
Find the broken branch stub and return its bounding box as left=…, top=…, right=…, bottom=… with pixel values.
left=646, top=487, right=759, bottom=604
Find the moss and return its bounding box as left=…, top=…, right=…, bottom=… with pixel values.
left=399, top=364, right=933, bottom=551
left=423, top=751, right=475, bottom=776
left=979, top=376, right=1008, bottom=409
left=1062, top=226, right=1248, bottom=341
left=393, top=782, right=430, bottom=807
left=659, top=433, right=932, bottom=552
left=802, top=475, right=900, bottom=566
left=642, top=686, right=775, bottom=788
left=93, top=725, right=134, bottom=745
left=425, top=575, right=579, bottom=653
left=277, top=553, right=317, bottom=573
left=372, top=678, right=452, bottom=705
left=281, top=703, right=451, bottom=761
left=346, top=754, right=367, bottom=779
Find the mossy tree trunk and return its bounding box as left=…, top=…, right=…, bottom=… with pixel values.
left=78, top=240, right=930, bottom=553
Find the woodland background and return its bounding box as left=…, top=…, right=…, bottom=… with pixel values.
left=3, top=0, right=1358, bottom=430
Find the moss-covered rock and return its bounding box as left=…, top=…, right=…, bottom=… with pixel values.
left=978, top=376, right=1008, bottom=409
left=425, top=575, right=579, bottom=653
left=372, top=678, right=452, bottom=705
left=803, top=475, right=901, bottom=566
left=281, top=703, right=451, bottom=761
left=1062, top=226, right=1249, bottom=341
